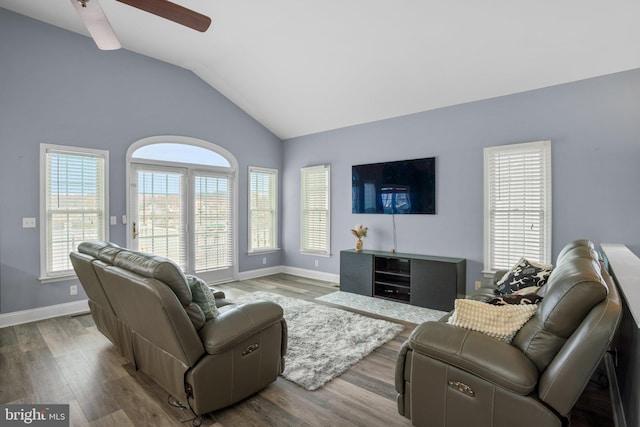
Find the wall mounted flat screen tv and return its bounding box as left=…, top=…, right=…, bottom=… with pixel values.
left=352, top=157, right=436, bottom=214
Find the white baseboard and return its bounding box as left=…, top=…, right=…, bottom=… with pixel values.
left=236, top=265, right=339, bottom=286
left=0, top=299, right=90, bottom=328
left=281, top=266, right=340, bottom=284
left=237, top=266, right=284, bottom=281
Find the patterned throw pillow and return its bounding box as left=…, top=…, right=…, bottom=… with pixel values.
left=485, top=293, right=543, bottom=306
left=187, top=275, right=219, bottom=320
left=495, top=258, right=553, bottom=295
left=448, top=299, right=538, bottom=343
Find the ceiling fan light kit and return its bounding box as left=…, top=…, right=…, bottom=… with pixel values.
left=71, top=0, right=122, bottom=50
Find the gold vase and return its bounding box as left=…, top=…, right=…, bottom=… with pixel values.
left=355, top=238, right=363, bottom=252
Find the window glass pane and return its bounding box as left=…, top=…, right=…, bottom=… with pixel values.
left=132, top=143, right=230, bottom=167
left=194, top=174, right=233, bottom=272
left=44, top=147, right=106, bottom=276
left=484, top=141, right=551, bottom=271
left=301, top=165, right=330, bottom=255
left=249, top=168, right=277, bottom=252
left=136, top=170, right=186, bottom=269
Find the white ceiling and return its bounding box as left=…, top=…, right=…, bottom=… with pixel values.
left=3, top=0, right=640, bottom=139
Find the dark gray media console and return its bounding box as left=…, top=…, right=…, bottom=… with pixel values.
left=339, top=249, right=466, bottom=311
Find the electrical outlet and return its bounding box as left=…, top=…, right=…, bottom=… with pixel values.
left=474, top=281, right=482, bottom=290
left=314, top=259, right=319, bottom=267
left=262, top=257, right=267, bottom=265
left=70, top=285, right=78, bottom=295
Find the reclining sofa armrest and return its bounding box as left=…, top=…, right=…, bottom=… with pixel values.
left=199, top=300, right=284, bottom=355
left=209, top=287, right=226, bottom=299
left=408, top=321, right=539, bottom=395
left=395, top=340, right=412, bottom=394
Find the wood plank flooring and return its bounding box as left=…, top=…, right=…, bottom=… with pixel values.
left=0, top=273, right=613, bottom=426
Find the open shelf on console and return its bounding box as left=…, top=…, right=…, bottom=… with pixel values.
left=374, top=256, right=412, bottom=303
left=340, top=249, right=467, bottom=311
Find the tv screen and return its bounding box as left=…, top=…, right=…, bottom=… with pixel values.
left=352, top=157, right=436, bottom=214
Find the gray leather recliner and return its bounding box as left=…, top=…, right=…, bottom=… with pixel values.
left=395, top=240, right=622, bottom=427
left=70, top=240, right=287, bottom=416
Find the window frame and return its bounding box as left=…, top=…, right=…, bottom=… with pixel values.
left=248, top=166, right=279, bottom=254
left=300, top=164, right=331, bottom=257
left=39, top=143, right=109, bottom=282
left=483, top=140, right=552, bottom=274
left=126, top=135, right=239, bottom=284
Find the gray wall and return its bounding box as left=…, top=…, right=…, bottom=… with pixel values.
left=2, top=6, right=640, bottom=314
left=282, top=68, right=640, bottom=292
left=0, top=8, right=283, bottom=313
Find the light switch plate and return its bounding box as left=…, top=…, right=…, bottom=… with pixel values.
left=110, top=216, right=117, bottom=225
left=22, top=217, right=36, bottom=228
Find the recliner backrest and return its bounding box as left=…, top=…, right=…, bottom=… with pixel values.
left=94, top=263, right=205, bottom=399
left=536, top=260, right=621, bottom=415
left=70, top=251, right=116, bottom=316
left=512, top=245, right=608, bottom=371
left=94, top=263, right=205, bottom=367
left=113, top=250, right=206, bottom=330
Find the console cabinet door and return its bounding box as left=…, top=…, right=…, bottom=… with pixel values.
left=411, top=260, right=460, bottom=311
left=340, top=251, right=373, bottom=296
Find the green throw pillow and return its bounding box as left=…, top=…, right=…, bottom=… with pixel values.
left=186, top=275, right=219, bottom=320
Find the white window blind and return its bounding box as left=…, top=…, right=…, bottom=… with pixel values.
left=301, top=165, right=330, bottom=255
left=484, top=141, right=552, bottom=272
left=248, top=167, right=278, bottom=253
left=136, top=169, right=187, bottom=270
left=193, top=173, right=233, bottom=272
left=41, top=144, right=108, bottom=279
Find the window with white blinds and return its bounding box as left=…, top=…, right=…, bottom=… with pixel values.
left=484, top=141, right=552, bottom=272
left=136, top=168, right=187, bottom=270
left=301, top=165, right=330, bottom=255
left=248, top=167, right=278, bottom=253
left=194, top=173, right=233, bottom=272
left=40, top=144, right=108, bottom=280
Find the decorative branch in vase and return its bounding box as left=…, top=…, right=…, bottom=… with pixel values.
left=351, top=225, right=368, bottom=252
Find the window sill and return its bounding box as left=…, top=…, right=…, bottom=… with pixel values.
left=300, top=251, right=331, bottom=258
left=481, top=270, right=497, bottom=278
left=247, top=248, right=281, bottom=256
left=39, top=273, right=78, bottom=284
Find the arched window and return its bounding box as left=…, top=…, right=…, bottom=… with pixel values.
left=126, top=136, right=238, bottom=283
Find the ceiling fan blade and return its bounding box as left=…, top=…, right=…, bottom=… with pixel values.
left=116, top=0, right=212, bottom=32
left=71, top=0, right=121, bottom=50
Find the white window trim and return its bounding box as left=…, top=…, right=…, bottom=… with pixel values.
left=39, top=143, right=109, bottom=282
left=126, top=135, right=239, bottom=283
left=483, top=140, right=552, bottom=274
left=300, top=164, right=331, bottom=257
left=248, top=166, right=279, bottom=254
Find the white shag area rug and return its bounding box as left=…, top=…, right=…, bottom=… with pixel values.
left=316, top=291, right=447, bottom=324
left=232, top=291, right=404, bottom=391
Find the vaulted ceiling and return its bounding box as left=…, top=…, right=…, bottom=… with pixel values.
left=3, top=1, right=640, bottom=139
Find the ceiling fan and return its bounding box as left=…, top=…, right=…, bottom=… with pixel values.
left=71, top=0, right=212, bottom=51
